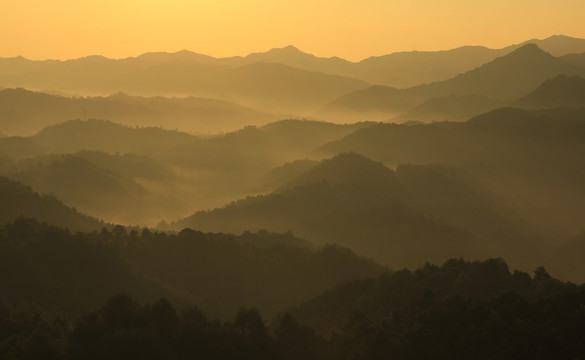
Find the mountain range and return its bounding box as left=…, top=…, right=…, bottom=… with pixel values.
left=2, top=35, right=585, bottom=121
left=0, top=57, right=368, bottom=115
left=319, top=107, right=585, bottom=238
left=171, top=153, right=541, bottom=270
left=4, top=35, right=584, bottom=88
left=318, top=44, right=585, bottom=121
left=0, top=88, right=279, bottom=136
left=0, top=118, right=376, bottom=224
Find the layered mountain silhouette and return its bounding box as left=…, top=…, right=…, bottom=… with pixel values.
left=217, top=45, right=357, bottom=80
left=317, top=44, right=585, bottom=120
left=5, top=33, right=585, bottom=358
left=416, top=44, right=585, bottom=99
left=0, top=119, right=378, bottom=224
left=319, top=44, right=585, bottom=121
left=172, top=153, right=540, bottom=269
left=0, top=57, right=368, bottom=115
left=28, top=118, right=373, bottom=172
left=2, top=36, right=585, bottom=280
left=5, top=154, right=149, bottom=223
left=319, top=108, right=585, bottom=237
left=355, top=35, right=585, bottom=87
left=515, top=34, right=585, bottom=57
left=0, top=88, right=279, bottom=136
left=2, top=35, right=585, bottom=120
left=219, top=45, right=500, bottom=87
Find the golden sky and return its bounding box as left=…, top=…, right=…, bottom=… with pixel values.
left=2, top=0, right=585, bottom=61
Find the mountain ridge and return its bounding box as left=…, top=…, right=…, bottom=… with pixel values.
left=319, top=44, right=585, bottom=121
left=3, top=35, right=585, bottom=91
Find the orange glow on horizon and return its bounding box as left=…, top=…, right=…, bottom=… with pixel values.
left=2, top=0, right=585, bottom=61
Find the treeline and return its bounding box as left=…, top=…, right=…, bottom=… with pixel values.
left=288, top=258, right=585, bottom=359
left=2, top=260, right=585, bottom=359
left=0, top=294, right=323, bottom=360
left=0, top=218, right=383, bottom=319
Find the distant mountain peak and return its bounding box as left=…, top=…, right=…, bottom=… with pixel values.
left=263, top=45, right=307, bottom=56
left=175, top=49, right=197, bottom=55
left=546, top=34, right=574, bottom=40
left=135, top=50, right=215, bottom=62
left=510, top=43, right=549, bottom=56
left=483, top=43, right=553, bottom=70
left=282, top=45, right=301, bottom=51
left=73, top=55, right=109, bottom=62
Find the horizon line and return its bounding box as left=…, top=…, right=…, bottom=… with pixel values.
left=1, top=34, right=579, bottom=63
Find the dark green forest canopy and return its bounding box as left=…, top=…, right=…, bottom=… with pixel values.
left=2, top=257, right=584, bottom=360
left=0, top=218, right=383, bottom=320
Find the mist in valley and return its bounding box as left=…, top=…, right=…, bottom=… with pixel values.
left=2, top=23, right=585, bottom=358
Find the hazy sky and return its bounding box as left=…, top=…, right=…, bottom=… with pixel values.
left=2, top=0, right=585, bottom=61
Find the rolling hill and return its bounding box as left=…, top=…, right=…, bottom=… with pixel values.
left=0, top=57, right=369, bottom=115
left=30, top=118, right=373, bottom=172
left=173, top=153, right=541, bottom=269
left=6, top=119, right=376, bottom=224
left=139, top=35, right=585, bottom=88
left=5, top=154, right=148, bottom=224
left=0, top=88, right=279, bottom=136
left=319, top=108, right=585, bottom=238
left=3, top=36, right=585, bottom=121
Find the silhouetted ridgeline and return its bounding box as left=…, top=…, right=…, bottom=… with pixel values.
left=2, top=35, right=584, bottom=92
left=25, top=119, right=370, bottom=171
left=2, top=151, right=178, bottom=225
left=174, top=153, right=545, bottom=271
left=0, top=55, right=369, bottom=115
left=0, top=118, right=377, bottom=224
left=2, top=258, right=584, bottom=359
left=319, top=44, right=585, bottom=121
left=0, top=88, right=279, bottom=136
left=319, top=108, right=585, bottom=238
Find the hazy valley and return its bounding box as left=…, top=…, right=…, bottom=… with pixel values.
left=2, top=34, right=585, bottom=358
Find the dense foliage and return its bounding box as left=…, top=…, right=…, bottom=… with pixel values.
left=0, top=218, right=383, bottom=319
left=1, top=258, right=584, bottom=359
